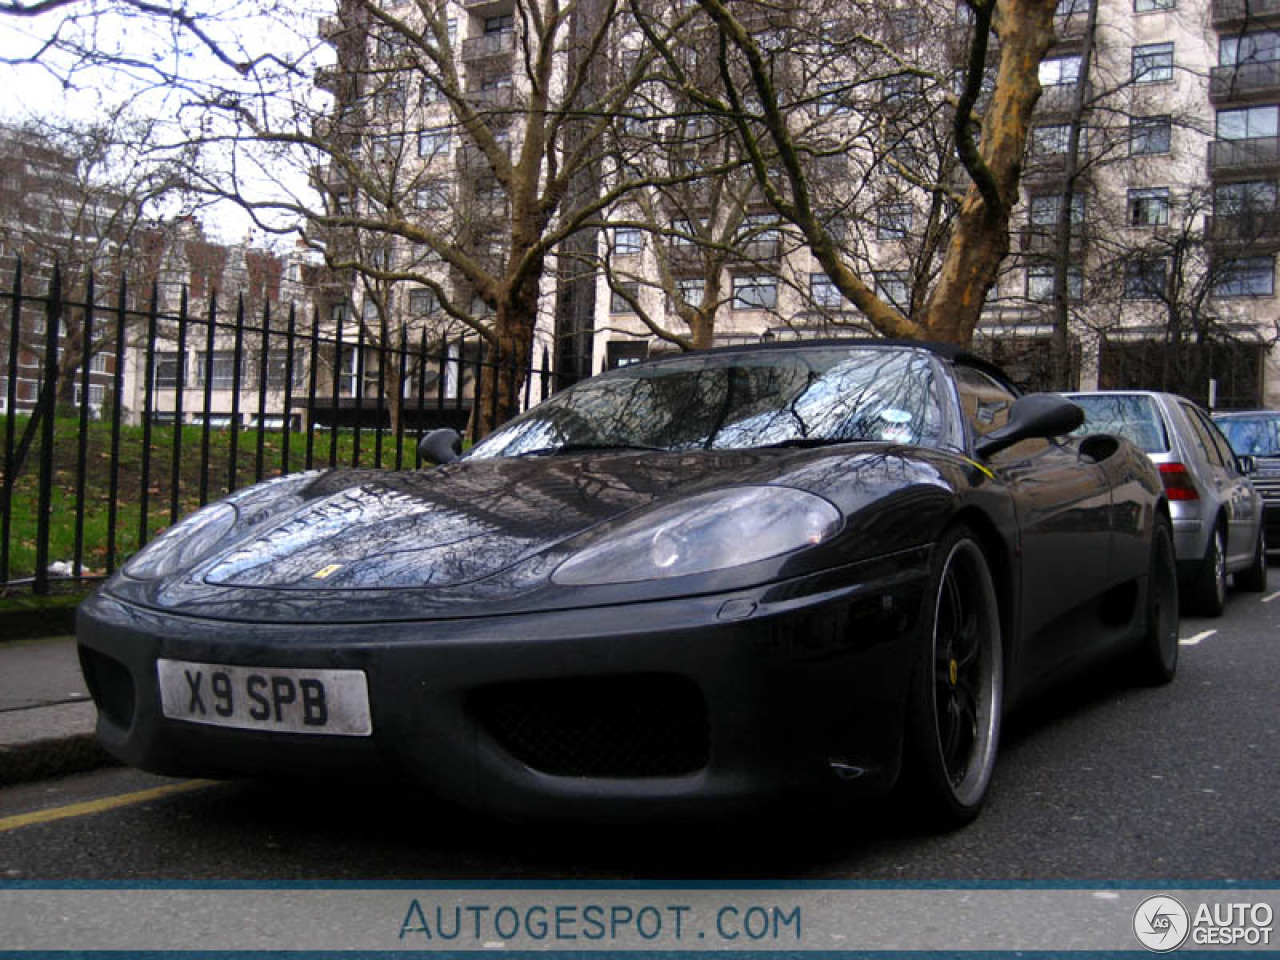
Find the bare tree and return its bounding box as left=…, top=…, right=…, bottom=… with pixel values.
left=616, top=0, right=1067, bottom=348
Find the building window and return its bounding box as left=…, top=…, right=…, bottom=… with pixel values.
left=1040, top=55, right=1081, bottom=86
left=1213, top=256, right=1275, bottom=296
left=1130, top=116, right=1172, bottom=155
left=731, top=275, right=777, bottom=310
left=740, top=212, right=781, bottom=247
left=1056, top=0, right=1091, bottom=15
left=611, top=226, right=644, bottom=255
left=1220, top=31, right=1280, bottom=66
left=1135, top=0, right=1175, bottom=10
left=874, top=270, right=911, bottom=312
left=1124, top=258, right=1167, bottom=299
left=1029, top=192, right=1085, bottom=225
left=74, top=383, right=105, bottom=409
left=420, top=78, right=443, bottom=105
left=408, top=289, right=439, bottom=315
left=1133, top=42, right=1174, bottom=83
left=882, top=74, right=922, bottom=104
left=370, top=134, right=404, bottom=161
left=809, top=272, right=845, bottom=308
left=263, top=354, right=305, bottom=390
left=817, top=81, right=850, bottom=115
left=1217, top=105, right=1279, bottom=140
left=1030, top=124, right=1072, bottom=156
left=415, top=180, right=451, bottom=210
left=877, top=202, right=913, bottom=239
left=674, top=278, right=703, bottom=307
left=1215, top=179, right=1277, bottom=214
left=197, top=351, right=239, bottom=390
left=154, top=351, right=185, bottom=389
left=670, top=218, right=702, bottom=247
left=1128, top=187, right=1170, bottom=226
left=610, top=281, right=640, bottom=314
left=606, top=341, right=648, bottom=369
left=1026, top=264, right=1083, bottom=301
left=418, top=128, right=452, bottom=159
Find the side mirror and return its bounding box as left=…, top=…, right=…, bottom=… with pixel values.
left=1237, top=454, right=1258, bottom=476
left=419, top=427, right=462, bottom=465
left=974, top=393, right=1084, bottom=460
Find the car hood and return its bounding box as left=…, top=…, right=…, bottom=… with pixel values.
left=106, top=445, right=960, bottom=622
left=201, top=454, right=726, bottom=590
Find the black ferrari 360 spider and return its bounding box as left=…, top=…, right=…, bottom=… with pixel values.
left=77, top=341, right=1179, bottom=825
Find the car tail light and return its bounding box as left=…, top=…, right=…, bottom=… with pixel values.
left=1159, top=462, right=1200, bottom=501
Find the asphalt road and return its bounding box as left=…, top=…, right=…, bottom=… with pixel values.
left=1, top=587, right=1277, bottom=883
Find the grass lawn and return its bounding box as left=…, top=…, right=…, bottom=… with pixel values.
left=2, top=415, right=424, bottom=583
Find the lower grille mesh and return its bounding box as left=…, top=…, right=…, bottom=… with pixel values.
left=470, top=674, right=709, bottom=778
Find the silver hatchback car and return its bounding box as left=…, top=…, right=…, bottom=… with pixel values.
left=1067, top=391, right=1267, bottom=616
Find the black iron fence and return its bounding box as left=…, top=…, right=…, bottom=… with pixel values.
left=0, top=262, right=553, bottom=594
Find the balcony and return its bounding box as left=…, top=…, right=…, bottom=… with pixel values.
left=1035, top=82, right=1089, bottom=118
left=1206, top=210, right=1280, bottom=249
left=465, top=84, right=517, bottom=114
left=457, top=141, right=512, bottom=172
left=1213, top=0, right=1280, bottom=28
left=666, top=244, right=707, bottom=272
left=1210, top=61, right=1280, bottom=103
left=1020, top=224, right=1088, bottom=254
left=1054, top=9, right=1090, bottom=44
left=461, top=32, right=515, bottom=65
left=462, top=0, right=514, bottom=15
left=1209, top=135, right=1280, bottom=175
left=730, top=238, right=783, bottom=264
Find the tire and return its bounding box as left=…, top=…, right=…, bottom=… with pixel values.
left=1234, top=524, right=1268, bottom=593
left=1134, top=513, right=1179, bottom=686
left=1188, top=524, right=1227, bottom=617
left=902, top=526, right=1004, bottom=828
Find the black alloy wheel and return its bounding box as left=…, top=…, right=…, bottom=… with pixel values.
left=1135, top=513, right=1180, bottom=685
left=904, top=526, right=1003, bottom=827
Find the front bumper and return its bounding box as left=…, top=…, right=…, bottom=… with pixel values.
left=77, top=556, right=928, bottom=820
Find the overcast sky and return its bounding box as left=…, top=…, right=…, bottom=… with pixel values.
left=0, top=0, right=331, bottom=245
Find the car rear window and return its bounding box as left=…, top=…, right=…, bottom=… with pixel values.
left=1067, top=394, right=1170, bottom=453
left=1216, top=415, right=1280, bottom=457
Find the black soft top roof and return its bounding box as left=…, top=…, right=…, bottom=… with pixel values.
left=643, top=337, right=1018, bottom=394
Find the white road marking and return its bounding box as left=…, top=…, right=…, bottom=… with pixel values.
left=1179, top=630, right=1217, bottom=646
left=1262, top=590, right=1280, bottom=603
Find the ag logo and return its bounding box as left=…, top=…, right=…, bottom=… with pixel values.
left=1134, top=895, right=1190, bottom=952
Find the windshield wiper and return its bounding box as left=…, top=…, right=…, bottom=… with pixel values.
left=512, top=442, right=670, bottom=458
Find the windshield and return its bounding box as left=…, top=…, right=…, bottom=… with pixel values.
left=1217, top=415, right=1280, bottom=457
left=1067, top=393, right=1169, bottom=453
left=469, top=347, right=947, bottom=458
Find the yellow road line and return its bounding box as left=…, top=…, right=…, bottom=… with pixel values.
left=0, top=779, right=215, bottom=833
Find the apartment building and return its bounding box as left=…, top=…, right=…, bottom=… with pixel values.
left=0, top=122, right=322, bottom=427
left=316, top=0, right=1278, bottom=411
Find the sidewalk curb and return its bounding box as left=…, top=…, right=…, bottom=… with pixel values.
left=0, top=732, right=119, bottom=786
left=0, top=702, right=119, bottom=787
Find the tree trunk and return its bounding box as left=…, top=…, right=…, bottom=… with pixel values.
left=921, top=0, right=1059, bottom=344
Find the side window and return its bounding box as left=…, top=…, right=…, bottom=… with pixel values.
left=954, top=365, right=1016, bottom=438
left=1181, top=404, right=1225, bottom=468
left=1200, top=410, right=1242, bottom=473
left=954, top=364, right=1053, bottom=461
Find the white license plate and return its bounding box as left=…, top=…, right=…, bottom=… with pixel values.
left=157, top=659, right=372, bottom=736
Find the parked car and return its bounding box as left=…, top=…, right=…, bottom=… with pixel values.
left=1212, top=409, right=1280, bottom=556
left=78, top=341, right=1179, bottom=827
left=1066, top=391, right=1266, bottom=615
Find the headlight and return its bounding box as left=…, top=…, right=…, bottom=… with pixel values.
left=122, top=502, right=238, bottom=580
left=552, top=486, right=841, bottom=586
